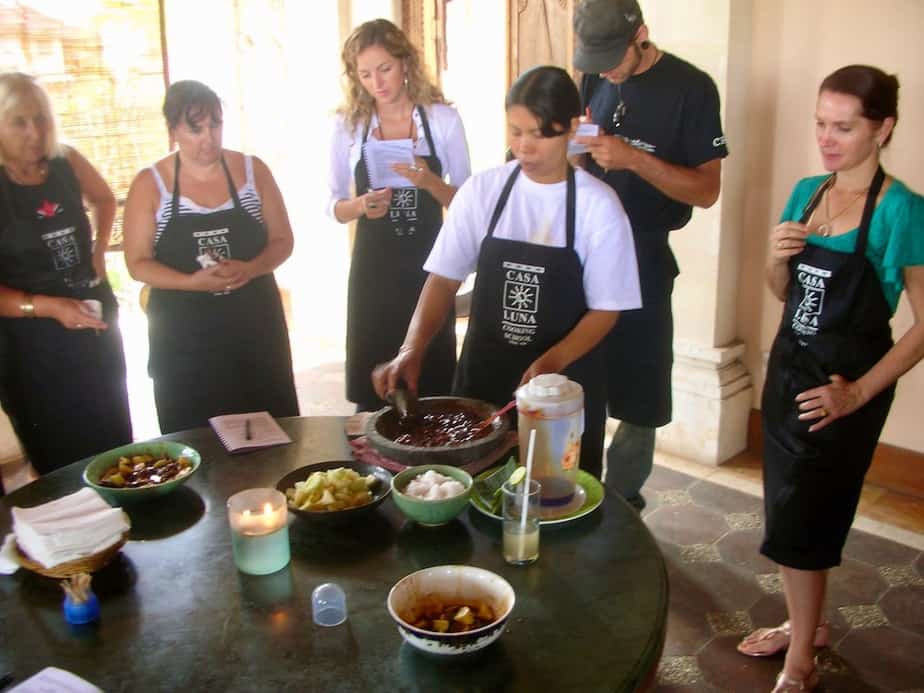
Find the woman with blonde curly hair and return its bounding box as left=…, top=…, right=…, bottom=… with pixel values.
left=326, top=18, right=471, bottom=412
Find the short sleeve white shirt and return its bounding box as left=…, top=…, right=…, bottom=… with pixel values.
left=425, top=161, right=641, bottom=311
left=325, top=103, right=471, bottom=219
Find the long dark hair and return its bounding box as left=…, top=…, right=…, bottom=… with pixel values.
left=820, top=65, right=899, bottom=146
left=506, top=66, right=581, bottom=137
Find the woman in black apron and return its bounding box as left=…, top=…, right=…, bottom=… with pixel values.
left=738, top=66, right=924, bottom=692
left=330, top=19, right=471, bottom=412
left=373, top=66, right=641, bottom=480
left=0, top=73, right=131, bottom=474
left=123, top=81, right=298, bottom=434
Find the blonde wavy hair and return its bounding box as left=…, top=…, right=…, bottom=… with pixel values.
left=338, top=18, right=446, bottom=130
left=0, top=72, right=62, bottom=166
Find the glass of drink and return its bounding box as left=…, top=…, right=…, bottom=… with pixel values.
left=502, top=479, right=541, bottom=565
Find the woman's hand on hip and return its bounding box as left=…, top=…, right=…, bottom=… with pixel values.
left=796, top=374, right=867, bottom=432
left=770, top=222, right=808, bottom=264
left=361, top=188, right=392, bottom=219
left=34, top=295, right=107, bottom=331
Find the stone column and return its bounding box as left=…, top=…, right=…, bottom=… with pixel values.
left=644, top=0, right=755, bottom=465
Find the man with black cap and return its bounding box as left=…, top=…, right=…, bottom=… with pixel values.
left=572, top=0, right=728, bottom=510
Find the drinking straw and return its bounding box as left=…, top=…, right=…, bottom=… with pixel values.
left=518, top=428, right=537, bottom=557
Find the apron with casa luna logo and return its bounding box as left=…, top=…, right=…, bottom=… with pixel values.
left=348, top=106, right=456, bottom=411
left=761, top=166, right=895, bottom=570
left=0, top=157, right=132, bottom=474
left=147, top=154, right=298, bottom=434
left=453, top=165, right=607, bottom=479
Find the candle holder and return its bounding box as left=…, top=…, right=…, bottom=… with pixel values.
left=227, top=488, right=291, bottom=575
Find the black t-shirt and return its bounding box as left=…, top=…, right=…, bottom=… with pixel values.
left=580, top=52, right=728, bottom=236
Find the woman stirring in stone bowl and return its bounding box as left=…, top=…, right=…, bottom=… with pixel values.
left=0, top=72, right=132, bottom=475
left=123, top=80, right=298, bottom=434
left=326, top=18, right=471, bottom=413
left=738, top=65, right=924, bottom=692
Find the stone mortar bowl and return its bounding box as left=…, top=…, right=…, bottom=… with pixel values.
left=364, top=396, right=510, bottom=467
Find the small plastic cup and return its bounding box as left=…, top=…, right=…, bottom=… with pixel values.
left=312, top=582, right=347, bottom=627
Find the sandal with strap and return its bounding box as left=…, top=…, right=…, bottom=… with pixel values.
left=737, top=621, right=829, bottom=657
left=770, top=667, right=820, bottom=692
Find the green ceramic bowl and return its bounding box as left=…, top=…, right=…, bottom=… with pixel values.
left=391, top=465, right=473, bottom=526
left=83, top=441, right=201, bottom=505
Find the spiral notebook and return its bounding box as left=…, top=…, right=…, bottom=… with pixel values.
left=362, top=138, right=415, bottom=189
left=208, top=411, right=292, bottom=454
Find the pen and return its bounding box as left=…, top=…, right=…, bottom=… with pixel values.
left=245, top=418, right=252, bottom=441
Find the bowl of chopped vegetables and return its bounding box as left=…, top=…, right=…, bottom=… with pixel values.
left=83, top=441, right=201, bottom=505
left=276, top=460, right=392, bottom=524
left=387, top=565, right=515, bottom=656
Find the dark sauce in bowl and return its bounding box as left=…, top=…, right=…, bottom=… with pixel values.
left=392, top=410, right=491, bottom=447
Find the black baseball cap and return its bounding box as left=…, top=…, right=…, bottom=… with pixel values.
left=573, top=0, right=644, bottom=74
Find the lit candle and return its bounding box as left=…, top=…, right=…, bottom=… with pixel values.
left=227, top=488, right=290, bottom=575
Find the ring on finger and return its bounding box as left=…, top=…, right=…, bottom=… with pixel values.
left=410, top=165, right=421, bottom=172
left=777, top=240, right=784, bottom=249
left=818, top=407, right=828, bottom=417
left=368, top=202, right=377, bottom=209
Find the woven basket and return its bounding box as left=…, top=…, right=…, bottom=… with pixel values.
left=14, top=533, right=129, bottom=579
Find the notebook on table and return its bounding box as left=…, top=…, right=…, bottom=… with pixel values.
left=208, top=411, right=292, bottom=454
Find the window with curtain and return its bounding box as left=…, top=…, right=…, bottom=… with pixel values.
left=0, top=0, right=167, bottom=247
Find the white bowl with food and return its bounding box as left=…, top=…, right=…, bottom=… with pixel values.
left=387, top=565, right=515, bottom=656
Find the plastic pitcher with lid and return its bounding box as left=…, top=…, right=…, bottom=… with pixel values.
left=515, top=374, right=584, bottom=510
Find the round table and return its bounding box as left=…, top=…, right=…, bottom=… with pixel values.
left=0, top=417, right=667, bottom=692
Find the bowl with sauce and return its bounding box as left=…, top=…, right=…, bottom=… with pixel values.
left=387, top=565, right=515, bottom=656
left=365, top=397, right=510, bottom=466
left=83, top=441, right=201, bottom=505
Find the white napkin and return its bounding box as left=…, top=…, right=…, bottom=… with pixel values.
left=12, top=488, right=130, bottom=569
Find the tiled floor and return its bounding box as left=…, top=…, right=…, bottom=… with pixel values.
left=643, top=465, right=924, bottom=692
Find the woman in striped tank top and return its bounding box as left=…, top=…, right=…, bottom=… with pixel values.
left=123, top=80, right=298, bottom=434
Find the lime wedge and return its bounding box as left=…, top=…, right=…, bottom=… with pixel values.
left=508, top=466, right=527, bottom=486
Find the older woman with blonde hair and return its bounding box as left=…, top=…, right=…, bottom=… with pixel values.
left=0, top=72, right=132, bottom=474
left=326, top=18, right=471, bottom=412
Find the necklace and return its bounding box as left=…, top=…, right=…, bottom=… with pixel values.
left=810, top=183, right=868, bottom=237
left=375, top=107, right=415, bottom=140
left=5, top=159, right=48, bottom=185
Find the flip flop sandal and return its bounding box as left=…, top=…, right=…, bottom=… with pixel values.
left=737, top=621, right=829, bottom=657
left=771, top=667, right=820, bottom=692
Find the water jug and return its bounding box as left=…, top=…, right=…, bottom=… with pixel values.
left=515, top=374, right=584, bottom=509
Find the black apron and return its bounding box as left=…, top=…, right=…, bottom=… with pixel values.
left=347, top=106, right=455, bottom=411
left=453, top=166, right=607, bottom=479
left=0, top=157, right=132, bottom=474
left=761, top=166, right=895, bottom=570
left=147, top=154, right=298, bottom=434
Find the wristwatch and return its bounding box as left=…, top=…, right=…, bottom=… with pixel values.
left=20, top=293, right=35, bottom=318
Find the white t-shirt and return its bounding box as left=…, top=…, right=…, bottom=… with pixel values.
left=425, top=160, right=642, bottom=311
left=325, top=103, right=471, bottom=219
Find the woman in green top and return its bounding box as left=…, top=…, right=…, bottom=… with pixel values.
left=737, top=65, right=924, bottom=692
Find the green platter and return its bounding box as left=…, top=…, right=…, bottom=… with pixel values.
left=469, top=468, right=604, bottom=525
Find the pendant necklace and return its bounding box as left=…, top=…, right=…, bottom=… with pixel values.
left=810, top=180, right=868, bottom=237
